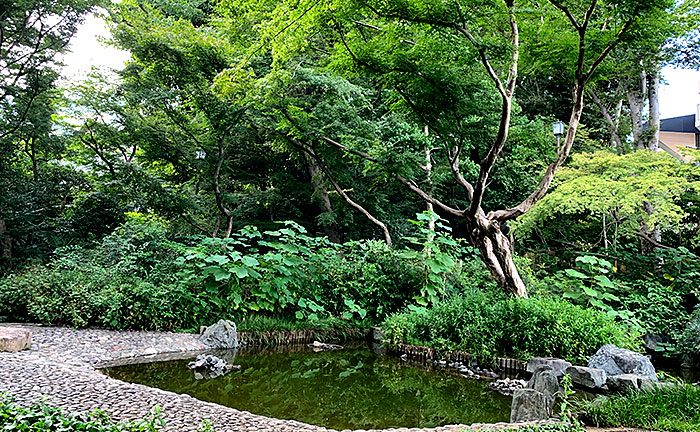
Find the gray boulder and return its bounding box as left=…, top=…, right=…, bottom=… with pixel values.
left=588, top=344, right=657, bottom=381
left=566, top=365, right=607, bottom=389
left=200, top=319, right=239, bottom=349
left=606, top=374, right=645, bottom=393
left=528, top=367, right=560, bottom=397
left=510, top=388, right=553, bottom=422
left=526, top=357, right=572, bottom=378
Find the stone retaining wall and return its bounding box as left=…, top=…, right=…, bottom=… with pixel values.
left=386, top=343, right=527, bottom=373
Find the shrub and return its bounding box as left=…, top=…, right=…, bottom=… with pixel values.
left=0, top=217, right=454, bottom=331
left=0, top=216, right=190, bottom=330
left=581, top=384, right=700, bottom=432
left=382, top=290, right=640, bottom=363
left=679, top=309, right=700, bottom=367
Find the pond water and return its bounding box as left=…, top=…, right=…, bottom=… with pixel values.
left=102, top=343, right=512, bottom=430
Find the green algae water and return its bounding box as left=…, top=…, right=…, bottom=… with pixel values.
left=103, top=343, right=511, bottom=430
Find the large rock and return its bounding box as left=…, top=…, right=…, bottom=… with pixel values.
left=566, top=365, right=607, bottom=389
left=606, top=374, right=645, bottom=393
left=510, top=388, right=553, bottom=422
left=199, top=320, right=239, bottom=349
left=0, top=327, right=31, bottom=352
left=527, top=367, right=560, bottom=397
left=526, top=357, right=572, bottom=378
left=588, top=344, right=657, bottom=381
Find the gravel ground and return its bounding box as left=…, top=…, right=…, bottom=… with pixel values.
left=0, top=324, right=558, bottom=432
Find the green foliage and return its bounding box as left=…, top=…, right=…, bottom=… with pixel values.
left=514, top=151, right=700, bottom=246
left=0, top=215, right=183, bottom=329
left=581, top=384, right=700, bottom=432
left=382, top=290, right=639, bottom=364
left=1, top=216, right=462, bottom=331
left=678, top=309, right=700, bottom=367
left=400, top=212, right=477, bottom=305
left=0, top=395, right=165, bottom=432
left=560, top=255, right=640, bottom=329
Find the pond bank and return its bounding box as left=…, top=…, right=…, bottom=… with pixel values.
left=0, top=324, right=560, bottom=432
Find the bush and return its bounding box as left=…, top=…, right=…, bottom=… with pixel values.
left=0, top=395, right=166, bottom=432
left=0, top=216, right=190, bottom=330
left=0, top=217, right=450, bottom=331
left=679, top=309, right=700, bottom=367
left=382, top=290, right=640, bottom=364
left=581, top=384, right=700, bottom=432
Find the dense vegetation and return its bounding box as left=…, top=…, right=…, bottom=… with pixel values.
left=382, top=290, right=638, bottom=363
left=2, top=0, right=700, bottom=380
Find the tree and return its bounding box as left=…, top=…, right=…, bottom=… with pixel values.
left=0, top=0, right=101, bottom=264
left=222, top=0, right=674, bottom=297
left=513, top=150, right=700, bottom=251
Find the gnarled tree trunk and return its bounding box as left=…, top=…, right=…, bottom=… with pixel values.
left=471, top=217, right=527, bottom=298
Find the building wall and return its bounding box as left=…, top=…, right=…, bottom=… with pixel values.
left=659, top=131, right=697, bottom=161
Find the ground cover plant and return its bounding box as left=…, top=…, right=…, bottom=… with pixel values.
left=382, top=289, right=639, bottom=363
left=581, top=384, right=700, bottom=432
left=0, top=395, right=165, bottom=432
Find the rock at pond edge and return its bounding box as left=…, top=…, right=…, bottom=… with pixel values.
left=588, top=344, right=657, bottom=381
left=200, top=320, right=239, bottom=349
left=510, top=388, right=553, bottom=423
left=566, top=365, right=607, bottom=389
left=526, top=357, right=572, bottom=378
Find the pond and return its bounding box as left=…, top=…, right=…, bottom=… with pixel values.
left=102, top=343, right=512, bottom=430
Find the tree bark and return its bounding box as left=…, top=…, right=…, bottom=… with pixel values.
left=0, top=213, right=11, bottom=261
left=304, top=153, right=341, bottom=243
left=626, top=69, right=647, bottom=149
left=471, top=215, right=527, bottom=298
left=590, top=88, right=623, bottom=151
left=213, top=143, right=234, bottom=238
left=647, top=70, right=661, bottom=151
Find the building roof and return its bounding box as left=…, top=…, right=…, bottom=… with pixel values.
left=660, top=114, right=699, bottom=133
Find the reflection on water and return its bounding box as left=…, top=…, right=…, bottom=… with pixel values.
left=103, top=343, right=511, bottom=430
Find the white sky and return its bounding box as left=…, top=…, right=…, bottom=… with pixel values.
left=62, top=15, right=700, bottom=120
left=60, top=13, right=130, bottom=81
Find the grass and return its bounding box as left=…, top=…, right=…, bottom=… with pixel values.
left=581, top=384, right=700, bottom=432
left=472, top=424, right=584, bottom=432
left=235, top=314, right=370, bottom=332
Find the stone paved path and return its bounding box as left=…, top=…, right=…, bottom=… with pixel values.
left=0, top=324, right=555, bottom=432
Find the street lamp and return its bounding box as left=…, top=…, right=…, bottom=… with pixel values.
left=552, top=121, right=565, bottom=147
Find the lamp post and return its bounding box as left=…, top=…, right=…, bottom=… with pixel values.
left=552, top=121, right=565, bottom=147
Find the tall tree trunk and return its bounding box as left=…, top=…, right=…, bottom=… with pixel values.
left=647, top=70, right=661, bottom=151
left=213, top=144, right=234, bottom=238
left=613, top=99, right=624, bottom=153
left=627, top=68, right=647, bottom=149
left=0, top=213, right=11, bottom=261
left=30, top=137, right=38, bottom=182
left=424, top=126, right=436, bottom=241
left=304, top=154, right=341, bottom=243
left=590, top=88, right=623, bottom=151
